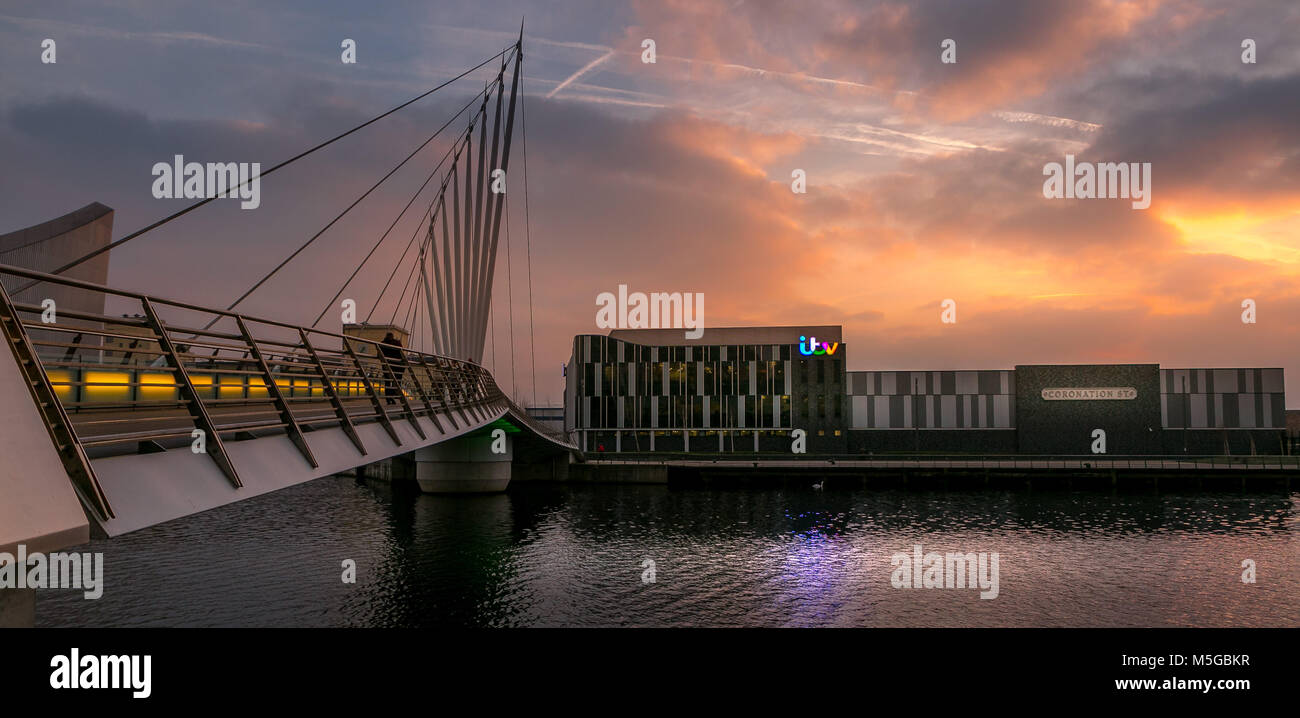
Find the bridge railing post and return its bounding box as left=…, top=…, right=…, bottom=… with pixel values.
left=233, top=316, right=318, bottom=469
left=398, top=350, right=443, bottom=434
left=297, top=328, right=367, bottom=457
left=340, top=338, right=401, bottom=447
left=139, top=298, right=242, bottom=488
left=0, top=277, right=114, bottom=520
left=372, top=344, right=426, bottom=440
left=443, top=359, right=472, bottom=424
left=422, top=355, right=460, bottom=430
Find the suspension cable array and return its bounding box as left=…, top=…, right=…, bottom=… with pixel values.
left=276, top=35, right=525, bottom=368
left=13, top=44, right=515, bottom=297
left=22, top=25, right=538, bottom=398
left=415, top=41, right=524, bottom=365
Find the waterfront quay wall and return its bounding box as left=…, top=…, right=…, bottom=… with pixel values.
left=581, top=456, right=1299, bottom=490
left=351, top=453, right=1297, bottom=490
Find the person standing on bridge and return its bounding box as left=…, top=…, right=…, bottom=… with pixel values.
left=379, top=332, right=405, bottom=405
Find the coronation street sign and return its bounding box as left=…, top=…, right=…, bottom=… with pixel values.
left=1041, top=387, right=1137, bottom=400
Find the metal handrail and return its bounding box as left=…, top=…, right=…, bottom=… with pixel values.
left=0, top=262, right=576, bottom=499
left=585, top=451, right=1300, bottom=471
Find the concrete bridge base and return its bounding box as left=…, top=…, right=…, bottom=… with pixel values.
left=414, top=434, right=512, bottom=493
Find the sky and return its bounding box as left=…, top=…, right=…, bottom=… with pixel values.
left=1, top=0, right=1298, bottom=407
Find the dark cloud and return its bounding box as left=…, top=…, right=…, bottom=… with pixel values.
left=1086, top=73, right=1300, bottom=208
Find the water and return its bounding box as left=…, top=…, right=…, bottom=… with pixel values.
left=35, top=478, right=1300, bottom=627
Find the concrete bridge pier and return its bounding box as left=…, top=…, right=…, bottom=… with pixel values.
left=414, top=434, right=512, bottom=493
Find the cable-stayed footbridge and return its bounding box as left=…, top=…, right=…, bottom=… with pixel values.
left=0, top=29, right=575, bottom=553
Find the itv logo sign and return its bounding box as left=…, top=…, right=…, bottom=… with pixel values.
left=798, top=335, right=840, bottom=356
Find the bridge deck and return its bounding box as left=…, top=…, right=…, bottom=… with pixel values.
left=69, top=395, right=475, bottom=453
left=0, top=260, right=576, bottom=541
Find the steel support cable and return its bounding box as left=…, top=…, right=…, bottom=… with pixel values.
left=364, top=201, right=431, bottom=327
left=425, top=192, right=452, bottom=355
left=451, top=115, right=471, bottom=360
left=520, top=71, right=538, bottom=406
left=475, top=41, right=523, bottom=363
left=363, top=142, right=468, bottom=326
left=413, top=195, right=445, bottom=353
left=387, top=224, right=432, bottom=327
left=364, top=219, right=423, bottom=325
left=311, top=130, right=476, bottom=330
left=449, top=160, right=463, bottom=357
left=468, top=86, right=493, bottom=363
left=386, top=261, right=417, bottom=329
left=419, top=229, right=445, bottom=355
left=16, top=44, right=516, bottom=294
left=478, top=48, right=517, bottom=364
left=459, top=118, right=475, bottom=359
left=470, top=56, right=509, bottom=365
left=436, top=193, right=454, bottom=353
left=310, top=114, right=487, bottom=328
left=390, top=226, right=432, bottom=332
left=213, top=86, right=493, bottom=327
left=393, top=259, right=420, bottom=332
left=488, top=302, right=495, bottom=372
left=401, top=265, right=421, bottom=337
left=504, top=193, right=517, bottom=399
left=481, top=265, right=494, bottom=378
left=414, top=280, right=423, bottom=353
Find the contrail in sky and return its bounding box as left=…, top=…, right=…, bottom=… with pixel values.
left=547, top=48, right=615, bottom=98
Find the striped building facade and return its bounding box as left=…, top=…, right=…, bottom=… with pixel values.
left=565, top=325, right=1290, bottom=456
left=847, top=370, right=1015, bottom=430
left=1161, top=368, right=1286, bottom=430
left=566, top=326, right=845, bottom=453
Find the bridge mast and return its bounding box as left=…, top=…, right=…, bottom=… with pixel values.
left=425, top=24, right=523, bottom=365
left=471, top=25, right=524, bottom=364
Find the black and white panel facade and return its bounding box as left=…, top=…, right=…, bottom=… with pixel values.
left=847, top=370, right=1015, bottom=430
left=564, top=325, right=1291, bottom=456
left=1161, top=368, right=1286, bottom=429
left=565, top=326, right=846, bottom=453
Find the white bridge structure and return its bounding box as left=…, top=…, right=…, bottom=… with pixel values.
left=0, top=32, right=579, bottom=557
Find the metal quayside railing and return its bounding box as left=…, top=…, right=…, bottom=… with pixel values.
left=588, top=452, right=1300, bottom=471
left=0, top=262, right=541, bottom=521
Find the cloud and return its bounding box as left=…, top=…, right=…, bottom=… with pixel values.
left=812, top=0, right=1166, bottom=121
left=2, top=0, right=1299, bottom=406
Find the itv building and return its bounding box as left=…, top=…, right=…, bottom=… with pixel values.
left=564, top=325, right=1289, bottom=456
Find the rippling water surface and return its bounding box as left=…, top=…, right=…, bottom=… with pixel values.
left=36, top=478, right=1300, bottom=627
